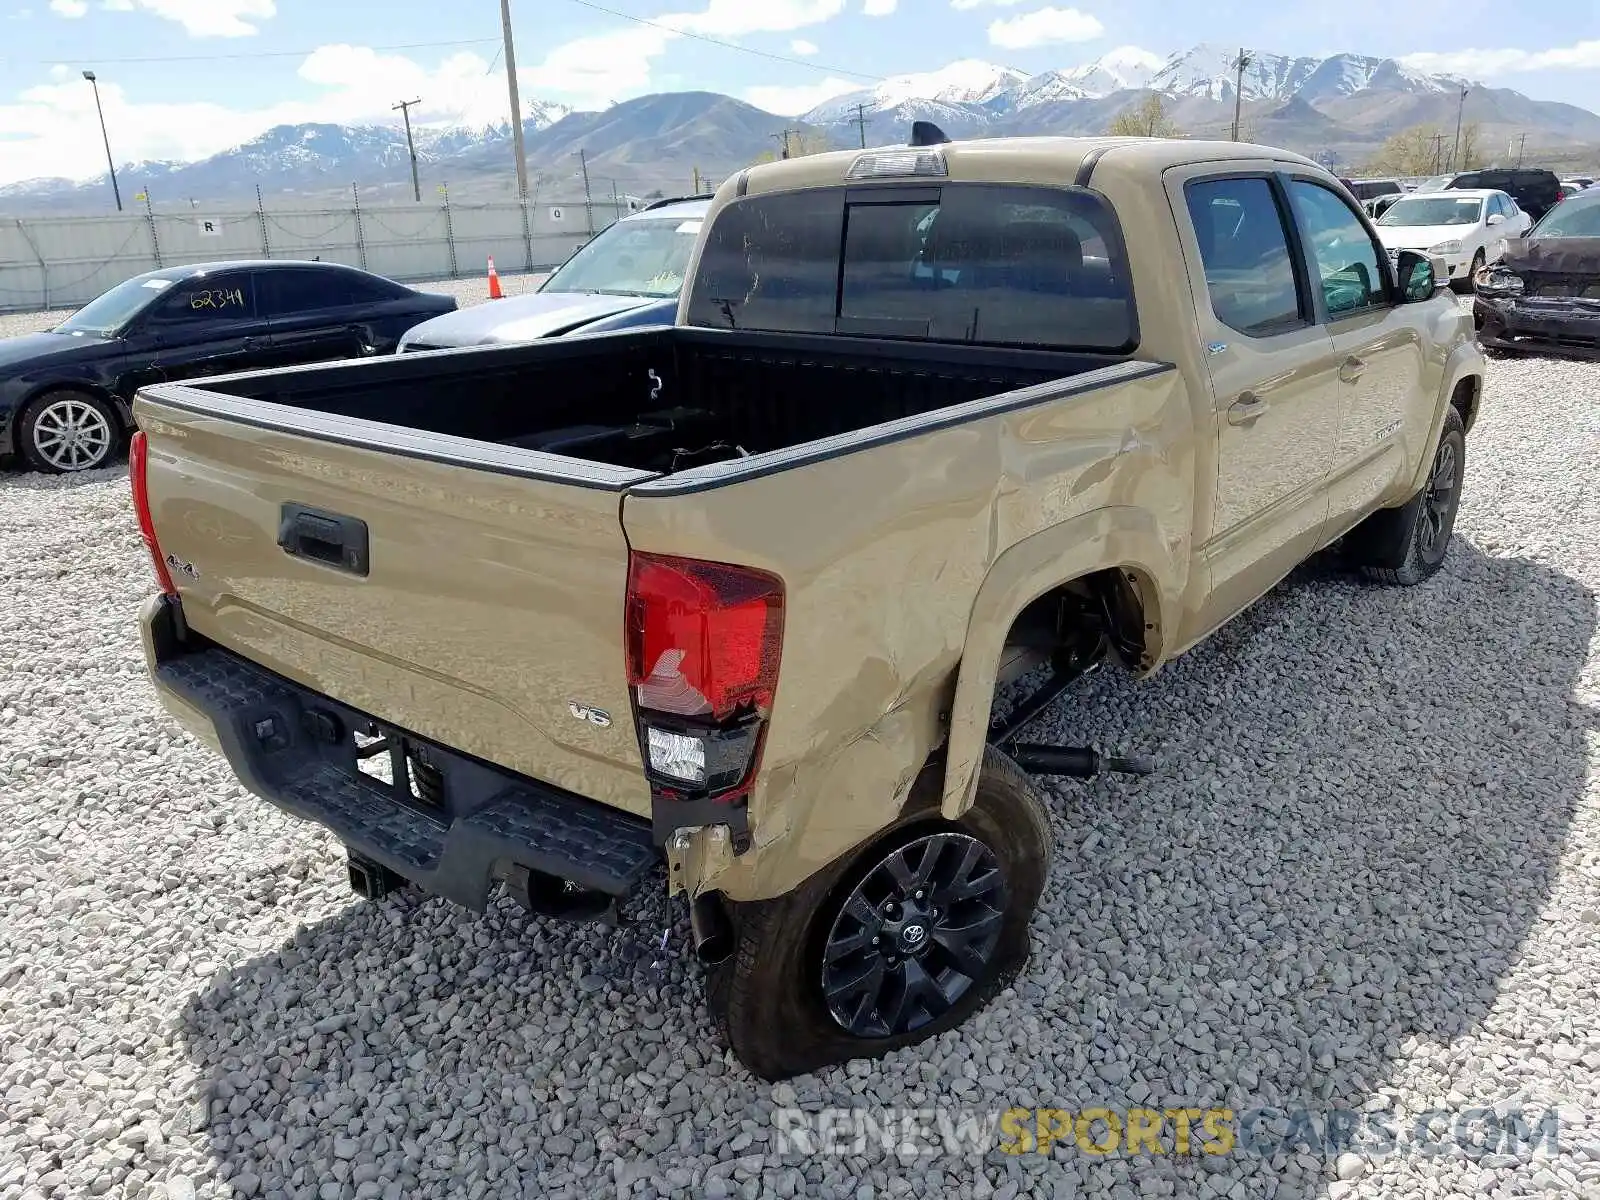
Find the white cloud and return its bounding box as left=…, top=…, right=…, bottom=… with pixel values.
left=0, top=0, right=858, bottom=184
left=950, top=0, right=1025, bottom=9
left=0, top=45, right=549, bottom=185
left=102, top=0, right=134, bottom=9
left=70, top=0, right=276, bottom=36
left=516, top=0, right=847, bottom=107
left=986, top=6, right=1103, bottom=50
left=1399, top=40, right=1600, bottom=78
left=863, top=0, right=896, bottom=12
left=745, top=76, right=858, bottom=114
left=48, top=0, right=87, bottom=16
left=791, top=38, right=819, bottom=55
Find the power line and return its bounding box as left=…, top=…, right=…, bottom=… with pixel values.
left=561, top=0, right=883, bottom=83
left=8, top=37, right=502, bottom=66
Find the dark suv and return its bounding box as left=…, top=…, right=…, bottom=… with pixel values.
left=1444, top=169, right=1562, bottom=221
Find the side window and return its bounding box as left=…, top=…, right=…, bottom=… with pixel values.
left=1183, top=177, right=1305, bottom=336
left=260, top=269, right=355, bottom=317
left=1286, top=180, right=1387, bottom=316
left=146, top=274, right=256, bottom=326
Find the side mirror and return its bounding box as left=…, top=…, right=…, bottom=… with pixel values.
left=1395, top=250, right=1437, bottom=302
left=1487, top=212, right=1506, bottom=226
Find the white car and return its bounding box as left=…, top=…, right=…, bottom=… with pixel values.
left=1374, top=189, right=1531, bottom=286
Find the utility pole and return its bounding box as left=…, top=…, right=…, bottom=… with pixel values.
left=393, top=98, right=423, bottom=202
left=1230, top=48, right=1251, bottom=142
left=771, top=131, right=790, bottom=159
left=499, top=0, right=529, bottom=198
left=82, top=71, right=122, bottom=212
left=851, top=103, right=871, bottom=149
left=692, top=166, right=703, bottom=195
left=1450, top=84, right=1469, bottom=171
left=1514, top=131, right=1528, bottom=167
left=1430, top=133, right=1444, bottom=174
left=577, top=148, right=594, bottom=233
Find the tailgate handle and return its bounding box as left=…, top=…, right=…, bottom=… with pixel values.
left=277, top=503, right=370, bottom=576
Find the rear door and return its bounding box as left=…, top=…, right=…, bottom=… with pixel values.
left=1281, top=174, right=1429, bottom=540
left=1169, top=168, right=1341, bottom=630
left=258, top=267, right=369, bottom=366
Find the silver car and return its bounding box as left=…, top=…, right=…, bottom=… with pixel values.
left=398, top=197, right=710, bottom=352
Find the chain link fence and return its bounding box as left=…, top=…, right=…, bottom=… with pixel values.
left=0, top=191, right=632, bottom=313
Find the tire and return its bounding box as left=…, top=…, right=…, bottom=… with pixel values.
left=1453, top=249, right=1485, bottom=294
left=1348, top=406, right=1466, bottom=586
left=707, top=747, right=1052, bottom=1080
left=18, top=390, right=121, bottom=474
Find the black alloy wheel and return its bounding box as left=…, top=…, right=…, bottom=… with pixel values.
left=820, top=831, right=1006, bottom=1038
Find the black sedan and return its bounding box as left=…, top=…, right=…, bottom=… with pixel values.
left=0, top=260, right=456, bottom=473
left=1474, top=189, right=1600, bottom=359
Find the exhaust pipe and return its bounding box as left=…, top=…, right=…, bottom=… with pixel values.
left=1007, top=744, right=1156, bottom=778
left=690, top=892, right=734, bottom=966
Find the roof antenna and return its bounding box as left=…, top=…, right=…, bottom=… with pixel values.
left=910, top=120, right=950, bottom=147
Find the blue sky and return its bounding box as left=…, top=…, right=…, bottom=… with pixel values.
left=1, top=0, right=1596, bottom=184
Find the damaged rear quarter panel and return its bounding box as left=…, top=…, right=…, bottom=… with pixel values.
left=621, top=362, right=1191, bottom=901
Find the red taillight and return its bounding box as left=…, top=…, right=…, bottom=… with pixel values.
left=128, top=431, right=177, bottom=596
left=626, top=552, right=784, bottom=722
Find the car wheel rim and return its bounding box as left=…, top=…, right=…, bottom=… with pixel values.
left=1419, top=438, right=1459, bottom=559
left=32, top=399, right=112, bottom=471
left=820, top=831, right=1006, bottom=1038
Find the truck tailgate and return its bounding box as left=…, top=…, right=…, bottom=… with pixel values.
left=135, top=391, right=653, bottom=819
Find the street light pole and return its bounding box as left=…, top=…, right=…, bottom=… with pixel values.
left=499, top=0, right=530, bottom=198
left=82, top=71, right=122, bottom=212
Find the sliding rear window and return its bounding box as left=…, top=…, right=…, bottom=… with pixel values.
left=685, top=183, right=1137, bottom=353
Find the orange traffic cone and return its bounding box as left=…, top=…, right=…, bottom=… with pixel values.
left=487, top=256, right=504, bottom=300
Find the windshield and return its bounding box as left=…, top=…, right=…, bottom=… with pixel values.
left=1414, top=176, right=1454, bottom=194
left=55, top=274, right=177, bottom=336
left=1530, top=193, right=1600, bottom=238
left=1378, top=197, right=1483, bottom=228
left=542, top=215, right=702, bottom=298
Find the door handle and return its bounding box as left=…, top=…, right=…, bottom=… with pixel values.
left=1339, top=356, right=1367, bottom=383
left=1227, top=392, right=1268, bottom=426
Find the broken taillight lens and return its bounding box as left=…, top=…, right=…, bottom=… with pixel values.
left=128, top=431, right=177, bottom=596
left=626, top=552, right=784, bottom=798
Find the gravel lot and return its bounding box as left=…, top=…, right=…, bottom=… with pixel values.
left=1, top=328, right=1598, bottom=1200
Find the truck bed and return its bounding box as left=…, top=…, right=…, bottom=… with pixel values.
left=180, top=327, right=1125, bottom=478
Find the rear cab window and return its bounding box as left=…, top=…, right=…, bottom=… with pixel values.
left=684, top=183, right=1137, bottom=353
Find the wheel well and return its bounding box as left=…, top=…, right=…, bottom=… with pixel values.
left=998, top=568, right=1152, bottom=686
left=22, top=382, right=130, bottom=429
left=1451, top=375, right=1480, bottom=436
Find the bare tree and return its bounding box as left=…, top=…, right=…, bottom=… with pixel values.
left=1107, top=94, right=1182, bottom=138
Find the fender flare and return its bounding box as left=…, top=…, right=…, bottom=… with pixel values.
left=939, top=505, right=1186, bottom=818
left=1408, top=342, right=1482, bottom=494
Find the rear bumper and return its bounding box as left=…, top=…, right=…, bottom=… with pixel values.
left=1475, top=295, right=1600, bottom=359
left=138, top=595, right=659, bottom=911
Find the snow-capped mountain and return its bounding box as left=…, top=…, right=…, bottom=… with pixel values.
left=805, top=60, right=1029, bottom=124
left=1147, top=44, right=1466, bottom=104
left=800, top=42, right=1476, bottom=124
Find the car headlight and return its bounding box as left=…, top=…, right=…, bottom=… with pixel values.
left=1428, top=240, right=1463, bottom=255
left=1474, top=266, right=1524, bottom=297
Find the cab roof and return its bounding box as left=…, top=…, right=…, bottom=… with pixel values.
left=731, top=136, right=1324, bottom=198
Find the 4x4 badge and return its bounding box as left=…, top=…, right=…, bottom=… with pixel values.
left=568, top=702, right=612, bottom=728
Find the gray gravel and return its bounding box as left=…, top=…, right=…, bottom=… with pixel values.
left=1, top=343, right=1598, bottom=1200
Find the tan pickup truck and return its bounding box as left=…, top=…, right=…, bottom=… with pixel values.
left=131, top=133, right=1483, bottom=1079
